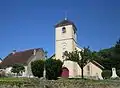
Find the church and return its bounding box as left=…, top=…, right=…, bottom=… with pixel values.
left=0, top=18, right=104, bottom=79
left=54, top=18, right=104, bottom=79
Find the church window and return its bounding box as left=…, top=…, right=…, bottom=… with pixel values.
left=62, top=27, right=66, bottom=33
left=87, top=65, right=90, bottom=71
left=62, top=42, right=67, bottom=51
left=87, top=65, right=90, bottom=75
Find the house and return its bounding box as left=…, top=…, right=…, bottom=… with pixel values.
left=83, top=60, right=104, bottom=80
left=1, top=48, right=45, bottom=77
left=54, top=18, right=104, bottom=79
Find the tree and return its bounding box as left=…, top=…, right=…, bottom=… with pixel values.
left=80, top=47, right=92, bottom=79
left=92, top=39, right=120, bottom=70
left=45, top=59, right=63, bottom=80
left=64, top=47, right=92, bottom=79
left=11, top=64, right=25, bottom=76
left=111, top=39, right=120, bottom=69
left=31, top=60, right=44, bottom=78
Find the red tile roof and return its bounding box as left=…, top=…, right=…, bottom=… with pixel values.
left=1, top=48, right=44, bottom=68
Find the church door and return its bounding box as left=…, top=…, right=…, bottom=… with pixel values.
left=61, top=67, right=69, bottom=78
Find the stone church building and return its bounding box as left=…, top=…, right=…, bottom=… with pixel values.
left=55, top=18, right=104, bottom=79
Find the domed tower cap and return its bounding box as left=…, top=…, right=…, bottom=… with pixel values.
left=55, top=19, right=77, bottom=32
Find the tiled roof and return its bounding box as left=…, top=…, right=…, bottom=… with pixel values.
left=1, top=48, right=44, bottom=68
left=91, top=60, right=104, bottom=70
left=55, top=19, right=77, bottom=31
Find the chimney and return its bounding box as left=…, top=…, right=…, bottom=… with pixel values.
left=12, top=50, right=16, bottom=55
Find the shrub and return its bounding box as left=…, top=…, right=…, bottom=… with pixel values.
left=117, top=70, right=120, bottom=77
left=45, top=59, right=63, bottom=80
left=102, top=70, right=112, bottom=79
left=0, top=70, right=5, bottom=77
left=11, top=64, right=25, bottom=76
left=31, top=60, right=44, bottom=78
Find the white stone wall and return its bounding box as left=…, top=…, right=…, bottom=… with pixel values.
left=63, top=60, right=81, bottom=78
left=5, top=67, right=12, bottom=75
left=83, top=62, right=103, bottom=80
left=55, top=25, right=76, bottom=61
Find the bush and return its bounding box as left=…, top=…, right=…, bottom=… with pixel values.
left=117, top=70, right=120, bottom=77
left=45, top=59, right=63, bottom=80
left=11, top=64, right=25, bottom=76
left=102, top=70, right=112, bottom=79
left=0, top=70, right=5, bottom=77
left=31, top=60, right=44, bottom=78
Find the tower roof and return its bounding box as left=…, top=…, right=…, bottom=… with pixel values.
left=55, top=19, right=77, bottom=31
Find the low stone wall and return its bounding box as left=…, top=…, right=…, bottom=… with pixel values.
left=0, top=79, right=120, bottom=88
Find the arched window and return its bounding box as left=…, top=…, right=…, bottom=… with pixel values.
left=62, top=27, right=66, bottom=33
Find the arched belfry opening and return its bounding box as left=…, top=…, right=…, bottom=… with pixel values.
left=61, top=67, right=69, bottom=78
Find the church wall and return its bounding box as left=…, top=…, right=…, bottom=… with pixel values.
left=26, top=50, right=45, bottom=77
left=56, top=25, right=73, bottom=41
left=55, top=25, right=76, bottom=61
left=63, top=60, right=81, bottom=78
left=83, top=62, right=103, bottom=79
left=56, top=40, right=75, bottom=61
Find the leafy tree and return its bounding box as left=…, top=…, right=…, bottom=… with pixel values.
left=11, top=64, right=25, bottom=76
left=31, top=60, right=44, bottom=78
left=94, top=39, right=120, bottom=70
left=111, top=39, right=120, bottom=69
left=45, top=59, right=63, bottom=80
left=80, top=47, right=92, bottom=79
left=64, top=47, right=92, bottom=79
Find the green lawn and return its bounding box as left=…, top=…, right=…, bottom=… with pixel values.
left=0, top=77, right=30, bottom=86
left=0, top=77, right=120, bottom=86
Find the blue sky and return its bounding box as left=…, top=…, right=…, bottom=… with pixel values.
left=0, top=0, right=120, bottom=58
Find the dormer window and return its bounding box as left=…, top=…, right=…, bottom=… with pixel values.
left=62, top=27, right=66, bottom=33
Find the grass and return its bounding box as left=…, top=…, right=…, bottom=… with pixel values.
left=59, top=77, right=120, bottom=85
left=0, top=77, right=29, bottom=82
left=0, top=77, right=120, bottom=86
left=0, top=77, right=30, bottom=86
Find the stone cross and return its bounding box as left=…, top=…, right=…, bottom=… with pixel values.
left=111, top=68, right=118, bottom=78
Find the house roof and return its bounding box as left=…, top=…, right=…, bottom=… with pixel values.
left=55, top=19, right=77, bottom=32
left=1, top=48, right=44, bottom=68
left=90, top=60, right=104, bottom=70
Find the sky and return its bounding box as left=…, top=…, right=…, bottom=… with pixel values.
left=0, top=0, right=120, bottom=59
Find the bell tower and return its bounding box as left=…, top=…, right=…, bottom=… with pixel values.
left=55, top=19, right=77, bottom=61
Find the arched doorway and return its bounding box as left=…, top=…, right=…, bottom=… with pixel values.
left=61, top=67, right=69, bottom=78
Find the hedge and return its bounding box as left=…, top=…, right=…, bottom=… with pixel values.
left=102, top=70, right=112, bottom=79
left=117, top=70, right=120, bottom=77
